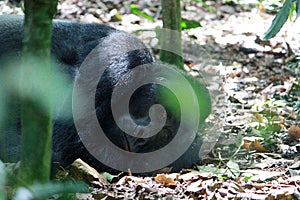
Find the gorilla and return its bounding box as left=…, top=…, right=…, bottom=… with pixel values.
left=0, top=14, right=211, bottom=175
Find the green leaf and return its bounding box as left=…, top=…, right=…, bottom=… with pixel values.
left=4, top=59, right=73, bottom=120
left=100, top=172, right=119, bottom=182
left=197, top=165, right=225, bottom=177
left=296, top=0, right=300, bottom=20
left=235, top=132, right=244, bottom=148
left=226, top=159, right=240, bottom=178
left=130, top=4, right=155, bottom=22
left=0, top=161, right=7, bottom=200
left=13, top=181, right=88, bottom=200
left=243, top=175, right=252, bottom=181
left=263, top=0, right=292, bottom=40
left=197, top=165, right=218, bottom=174
left=181, top=19, right=201, bottom=30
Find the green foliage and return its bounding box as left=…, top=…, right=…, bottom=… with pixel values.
left=253, top=128, right=279, bottom=150
left=181, top=18, right=202, bottom=30
left=235, top=131, right=244, bottom=148
left=250, top=98, right=284, bottom=150
left=225, top=0, right=240, bottom=4
left=291, top=81, right=300, bottom=119
left=198, top=132, right=243, bottom=179
left=0, top=60, right=72, bottom=122
left=100, top=172, right=119, bottom=182
left=0, top=162, right=88, bottom=200
left=265, top=98, right=286, bottom=108
left=257, top=0, right=283, bottom=13
left=196, top=160, right=241, bottom=179
left=157, top=70, right=211, bottom=127
left=226, top=159, right=240, bottom=178
left=292, top=78, right=300, bottom=96
left=287, top=51, right=300, bottom=74
left=263, top=0, right=300, bottom=40
left=0, top=161, right=7, bottom=200
left=130, top=4, right=155, bottom=22
left=12, top=182, right=88, bottom=200
left=243, top=175, right=252, bottom=181
left=296, top=0, right=300, bottom=18
left=217, top=131, right=245, bottom=160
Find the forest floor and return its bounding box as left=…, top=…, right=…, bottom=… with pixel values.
left=1, top=0, right=300, bottom=199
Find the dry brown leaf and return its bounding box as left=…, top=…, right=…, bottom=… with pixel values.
left=253, top=140, right=266, bottom=152
left=288, top=125, right=300, bottom=141
left=70, top=159, right=108, bottom=184
left=228, top=72, right=242, bottom=79
left=188, top=63, right=196, bottom=68
left=252, top=183, right=266, bottom=190
left=255, top=35, right=271, bottom=47
left=155, top=174, right=177, bottom=187
left=243, top=141, right=252, bottom=151
left=279, top=124, right=285, bottom=129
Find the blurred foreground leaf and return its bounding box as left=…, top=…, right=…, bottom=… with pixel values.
left=13, top=181, right=88, bottom=200
left=263, top=0, right=292, bottom=40
left=0, top=161, right=6, bottom=200
left=2, top=59, right=73, bottom=120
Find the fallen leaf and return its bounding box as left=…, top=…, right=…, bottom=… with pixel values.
left=288, top=125, right=300, bottom=140
left=178, top=170, right=200, bottom=181
left=100, top=172, right=119, bottom=182
left=252, top=183, right=266, bottom=190
left=241, top=169, right=285, bottom=181
left=243, top=141, right=252, bottom=151
left=155, top=174, right=177, bottom=187
left=186, top=180, right=203, bottom=192
left=226, top=159, right=240, bottom=178
left=253, top=140, right=266, bottom=152
left=70, top=159, right=108, bottom=184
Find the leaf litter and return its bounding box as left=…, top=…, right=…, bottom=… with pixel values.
left=2, top=0, right=300, bottom=199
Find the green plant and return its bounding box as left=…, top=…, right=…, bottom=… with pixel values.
left=254, top=127, right=279, bottom=150
left=12, top=182, right=88, bottom=200
left=249, top=98, right=285, bottom=151
left=0, top=161, right=88, bottom=200
left=287, top=51, right=300, bottom=74
left=181, top=19, right=201, bottom=30
left=256, top=100, right=283, bottom=149
left=263, top=0, right=300, bottom=40
left=130, top=4, right=155, bottom=22
left=0, top=161, right=7, bottom=200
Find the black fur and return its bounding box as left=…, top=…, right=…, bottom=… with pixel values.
left=0, top=14, right=211, bottom=175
